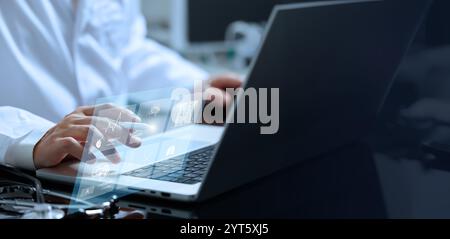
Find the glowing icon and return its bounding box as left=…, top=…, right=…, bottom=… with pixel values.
left=150, top=105, right=160, bottom=115
left=146, top=105, right=161, bottom=120
left=95, top=139, right=102, bottom=149
left=106, top=112, right=122, bottom=134
left=147, top=123, right=157, bottom=134
left=166, top=145, right=176, bottom=157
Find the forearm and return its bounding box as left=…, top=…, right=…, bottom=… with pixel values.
left=0, top=106, right=54, bottom=170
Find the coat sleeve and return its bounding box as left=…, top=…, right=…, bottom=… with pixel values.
left=0, top=106, right=54, bottom=170
left=121, top=2, right=209, bottom=92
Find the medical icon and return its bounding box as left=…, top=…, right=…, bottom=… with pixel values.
left=95, top=139, right=102, bottom=149
left=144, top=105, right=161, bottom=123
left=150, top=105, right=160, bottom=116
left=105, top=112, right=122, bottom=134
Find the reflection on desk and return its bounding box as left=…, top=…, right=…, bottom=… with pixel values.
left=117, top=142, right=386, bottom=219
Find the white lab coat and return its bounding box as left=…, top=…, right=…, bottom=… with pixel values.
left=0, top=0, right=208, bottom=170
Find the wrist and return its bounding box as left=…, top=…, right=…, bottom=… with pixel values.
left=5, top=128, right=50, bottom=171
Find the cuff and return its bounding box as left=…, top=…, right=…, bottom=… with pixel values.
left=5, top=128, right=49, bottom=171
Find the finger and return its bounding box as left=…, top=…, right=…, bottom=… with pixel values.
left=74, top=105, right=96, bottom=116
left=58, top=125, right=104, bottom=143
left=204, top=87, right=225, bottom=102
left=94, top=104, right=141, bottom=123
left=73, top=117, right=148, bottom=138
left=97, top=140, right=121, bottom=164
left=58, top=125, right=124, bottom=164
left=55, top=137, right=85, bottom=161
left=68, top=109, right=142, bottom=148
left=119, top=122, right=155, bottom=134
left=57, top=137, right=98, bottom=164
left=64, top=153, right=96, bottom=164
left=75, top=104, right=141, bottom=123
left=76, top=104, right=117, bottom=116
left=71, top=116, right=136, bottom=133
left=209, top=74, right=243, bottom=90
left=68, top=115, right=95, bottom=125
left=62, top=117, right=141, bottom=149
left=79, top=142, right=97, bottom=164
left=91, top=117, right=142, bottom=148
left=204, top=88, right=232, bottom=107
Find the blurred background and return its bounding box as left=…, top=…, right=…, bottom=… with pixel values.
left=140, top=0, right=308, bottom=75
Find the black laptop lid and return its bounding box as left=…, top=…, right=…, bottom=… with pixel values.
left=199, top=0, right=432, bottom=200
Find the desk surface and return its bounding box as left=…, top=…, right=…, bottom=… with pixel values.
left=43, top=141, right=386, bottom=219
left=120, top=142, right=386, bottom=219
left=41, top=132, right=450, bottom=219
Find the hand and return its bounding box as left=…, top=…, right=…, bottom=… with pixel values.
left=205, top=73, right=243, bottom=106
left=202, top=73, right=243, bottom=124
left=33, top=104, right=142, bottom=169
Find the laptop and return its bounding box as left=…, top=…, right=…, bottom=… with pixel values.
left=37, top=0, right=431, bottom=202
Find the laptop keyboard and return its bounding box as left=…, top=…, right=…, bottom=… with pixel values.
left=123, top=146, right=215, bottom=185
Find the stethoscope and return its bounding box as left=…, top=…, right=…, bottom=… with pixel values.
left=0, top=164, right=120, bottom=219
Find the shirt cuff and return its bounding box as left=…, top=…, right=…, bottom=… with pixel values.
left=5, top=128, right=49, bottom=171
